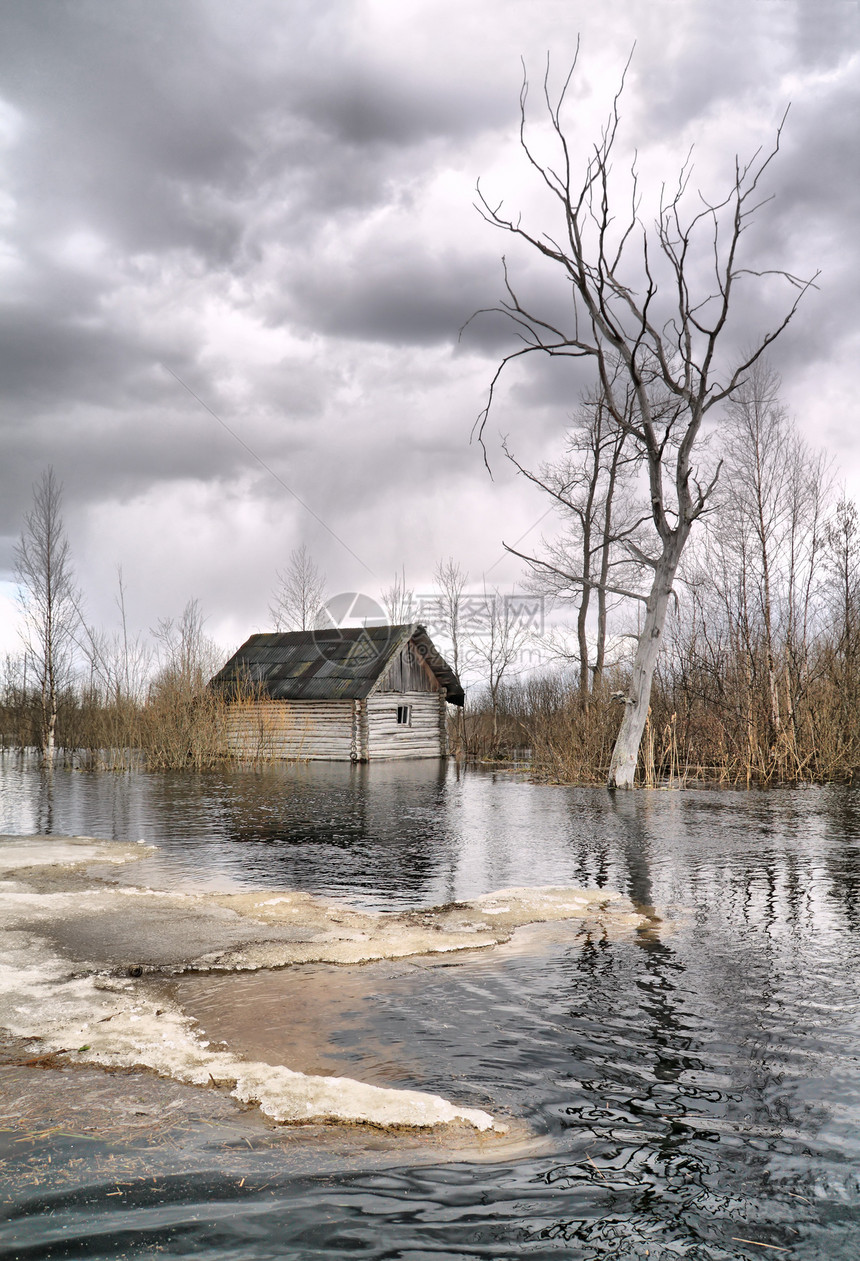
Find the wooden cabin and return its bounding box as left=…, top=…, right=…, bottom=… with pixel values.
left=210, top=623, right=464, bottom=762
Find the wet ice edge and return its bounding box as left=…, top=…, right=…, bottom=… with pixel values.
left=0, top=834, right=645, bottom=1133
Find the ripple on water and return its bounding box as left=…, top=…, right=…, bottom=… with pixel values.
left=2, top=765, right=860, bottom=1257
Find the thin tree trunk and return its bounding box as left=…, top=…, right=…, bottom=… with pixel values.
left=760, top=541, right=781, bottom=741
left=595, top=585, right=607, bottom=684
left=607, top=544, right=682, bottom=788
left=43, top=621, right=57, bottom=767
left=594, top=441, right=621, bottom=686
left=576, top=592, right=590, bottom=695
left=44, top=701, right=56, bottom=767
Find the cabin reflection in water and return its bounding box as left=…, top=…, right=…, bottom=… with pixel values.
left=212, top=759, right=456, bottom=903
left=210, top=624, right=464, bottom=762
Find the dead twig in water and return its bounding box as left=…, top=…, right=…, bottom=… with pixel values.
left=730, top=1240, right=789, bottom=1252
left=9, top=1050, right=71, bottom=1067
left=585, top=1153, right=609, bottom=1180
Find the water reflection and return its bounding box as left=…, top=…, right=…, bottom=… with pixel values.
left=35, top=765, right=55, bottom=835
left=2, top=762, right=860, bottom=1257
left=209, top=761, right=458, bottom=904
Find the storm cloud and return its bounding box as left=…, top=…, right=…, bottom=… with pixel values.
left=0, top=0, right=856, bottom=653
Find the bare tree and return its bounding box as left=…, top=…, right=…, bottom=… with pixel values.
left=504, top=376, right=644, bottom=693
left=151, top=598, right=221, bottom=689
left=722, top=361, right=792, bottom=740
left=13, top=468, right=80, bottom=765
left=711, top=363, right=830, bottom=770
left=79, top=566, right=152, bottom=707
left=466, top=589, right=532, bottom=750
left=821, top=496, right=860, bottom=760
left=145, top=599, right=227, bottom=770
left=471, top=53, right=816, bottom=786
left=662, top=376, right=831, bottom=782
left=826, top=498, right=860, bottom=666
left=381, top=567, right=414, bottom=624
left=433, top=557, right=468, bottom=680
left=434, top=557, right=468, bottom=749
left=270, top=545, right=327, bottom=632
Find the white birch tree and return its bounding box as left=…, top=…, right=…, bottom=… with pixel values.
left=433, top=557, right=468, bottom=682
left=466, top=590, right=531, bottom=751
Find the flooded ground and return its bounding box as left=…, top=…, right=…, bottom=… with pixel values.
left=1, top=755, right=860, bottom=1258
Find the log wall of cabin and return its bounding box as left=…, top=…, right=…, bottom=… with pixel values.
left=226, top=690, right=450, bottom=762
left=364, top=691, right=446, bottom=759
left=226, top=700, right=354, bottom=761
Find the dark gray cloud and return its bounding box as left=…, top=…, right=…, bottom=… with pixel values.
left=0, top=0, right=856, bottom=651
left=0, top=306, right=137, bottom=405
left=0, top=4, right=254, bottom=255
left=0, top=0, right=515, bottom=264
left=768, top=70, right=860, bottom=248
left=281, top=248, right=494, bottom=346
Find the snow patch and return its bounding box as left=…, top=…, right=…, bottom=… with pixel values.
left=0, top=834, right=644, bottom=1133
left=0, top=930, right=497, bottom=1131
left=0, top=834, right=155, bottom=873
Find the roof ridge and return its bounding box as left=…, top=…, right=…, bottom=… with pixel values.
left=209, top=623, right=464, bottom=705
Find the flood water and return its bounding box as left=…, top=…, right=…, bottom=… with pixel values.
left=2, top=754, right=860, bottom=1259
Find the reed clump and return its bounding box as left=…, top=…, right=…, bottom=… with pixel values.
left=0, top=600, right=234, bottom=771
left=457, top=625, right=860, bottom=786
left=455, top=673, right=620, bottom=782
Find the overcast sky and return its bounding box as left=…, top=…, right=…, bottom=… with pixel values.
left=1, top=0, right=858, bottom=661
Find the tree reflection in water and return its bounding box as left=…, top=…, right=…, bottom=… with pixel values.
left=1, top=766, right=860, bottom=1256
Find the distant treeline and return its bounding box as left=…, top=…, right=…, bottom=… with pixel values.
left=4, top=629, right=860, bottom=782
left=5, top=604, right=860, bottom=783
left=0, top=647, right=229, bottom=773
left=7, top=387, right=860, bottom=784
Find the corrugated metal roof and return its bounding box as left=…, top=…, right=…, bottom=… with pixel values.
left=210, top=624, right=465, bottom=705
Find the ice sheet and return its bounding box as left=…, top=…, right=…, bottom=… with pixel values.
left=0, top=833, right=645, bottom=1132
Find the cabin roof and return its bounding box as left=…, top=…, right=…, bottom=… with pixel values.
left=210, top=623, right=465, bottom=706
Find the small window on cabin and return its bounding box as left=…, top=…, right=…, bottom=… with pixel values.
left=396, top=704, right=411, bottom=726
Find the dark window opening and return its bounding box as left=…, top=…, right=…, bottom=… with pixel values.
left=396, top=705, right=411, bottom=726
